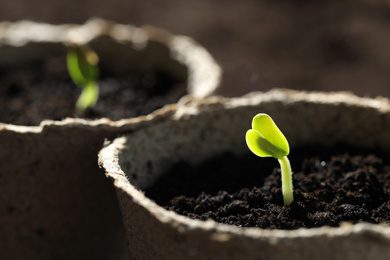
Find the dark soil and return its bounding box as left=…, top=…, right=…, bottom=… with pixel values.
left=0, top=55, right=187, bottom=126
left=145, top=146, right=390, bottom=229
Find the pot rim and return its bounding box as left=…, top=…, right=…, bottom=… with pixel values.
left=99, top=88, right=390, bottom=241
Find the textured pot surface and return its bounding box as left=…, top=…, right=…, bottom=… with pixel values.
left=0, top=115, right=177, bottom=260
left=0, top=19, right=220, bottom=260
left=99, top=89, right=390, bottom=260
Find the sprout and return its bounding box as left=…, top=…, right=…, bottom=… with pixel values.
left=66, top=44, right=99, bottom=113
left=245, top=113, right=293, bottom=205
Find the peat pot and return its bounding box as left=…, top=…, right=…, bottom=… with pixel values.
left=0, top=19, right=221, bottom=260
left=99, top=89, right=390, bottom=260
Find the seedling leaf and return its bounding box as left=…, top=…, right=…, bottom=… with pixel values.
left=246, top=129, right=286, bottom=158
left=67, top=46, right=99, bottom=86
left=246, top=114, right=289, bottom=159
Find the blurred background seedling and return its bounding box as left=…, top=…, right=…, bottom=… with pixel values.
left=67, top=44, right=99, bottom=114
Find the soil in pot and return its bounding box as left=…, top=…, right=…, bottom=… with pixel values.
left=145, top=145, right=390, bottom=230
left=0, top=54, right=186, bottom=126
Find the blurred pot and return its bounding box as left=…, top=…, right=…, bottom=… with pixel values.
left=0, top=18, right=221, bottom=260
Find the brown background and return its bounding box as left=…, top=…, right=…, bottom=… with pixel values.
left=2, top=0, right=390, bottom=98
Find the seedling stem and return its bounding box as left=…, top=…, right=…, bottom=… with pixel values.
left=278, top=156, right=293, bottom=204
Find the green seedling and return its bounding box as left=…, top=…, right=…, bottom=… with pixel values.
left=245, top=113, right=293, bottom=205
left=67, top=44, right=99, bottom=113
